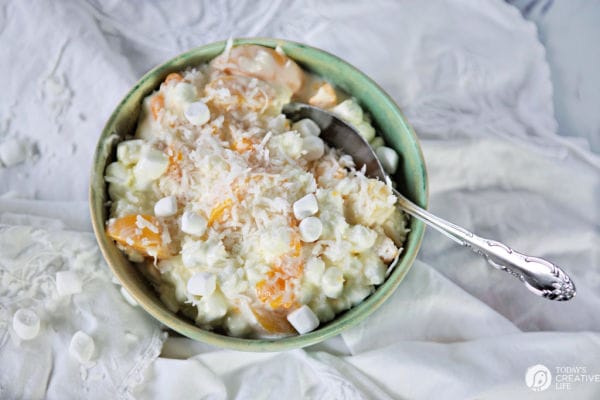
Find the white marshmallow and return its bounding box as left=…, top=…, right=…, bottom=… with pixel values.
left=181, top=211, right=207, bottom=236
left=120, top=287, right=138, bottom=306
left=375, top=146, right=399, bottom=174
left=304, top=257, right=325, bottom=285
left=370, top=136, right=385, bottom=149
left=133, top=148, right=169, bottom=185
left=0, top=139, right=28, bottom=167
left=104, top=162, right=132, bottom=186
left=154, top=195, right=178, bottom=217
left=347, top=225, right=377, bottom=252
left=196, top=291, right=228, bottom=323
left=322, top=267, right=344, bottom=298
left=187, top=272, right=217, bottom=296
left=55, top=271, right=82, bottom=296
left=293, top=193, right=319, bottom=220
left=173, top=82, right=198, bottom=104
left=292, top=118, right=321, bottom=137
left=355, top=121, right=376, bottom=142
left=364, top=260, right=386, bottom=285
left=69, top=331, right=95, bottom=363
left=225, top=312, right=250, bottom=337
left=375, top=236, right=398, bottom=263
left=267, top=114, right=288, bottom=133
left=276, top=131, right=303, bottom=159
left=12, top=308, right=40, bottom=340
left=184, top=101, right=211, bottom=126
left=331, top=99, right=363, bottom=125
left=345, top=283, right=373, bottom=307
left=299, top=217, right=323, bottom=243
left=301, top=136, right=325, bottom=161
left=116, top=139, right=144, bottom=166
left=287, top=305, right=320, bottom=334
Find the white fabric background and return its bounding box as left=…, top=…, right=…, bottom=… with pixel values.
left=0, top=222, right=165, bottom=399
left=0, top=0, right=598, bottom=399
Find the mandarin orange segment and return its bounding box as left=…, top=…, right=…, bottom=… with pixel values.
left=255, top=260, right=302, bottom=310
left=269, top=294, right=294, bottom=310
left=211, top=45, right=304, bottom=94
left=256, top=278, right=287, bottom=304
left=164, top=72, right=183, bottom=84
left=251, top=306, right=295, bottom=334
left=106, top=214, right=170, bottom=258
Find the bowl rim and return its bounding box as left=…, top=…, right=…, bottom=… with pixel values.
left=89, top=37, right=429, bottom=352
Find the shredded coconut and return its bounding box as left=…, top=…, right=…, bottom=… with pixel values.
left=105, top=44, right=407, bottom=339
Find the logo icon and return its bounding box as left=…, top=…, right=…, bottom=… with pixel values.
left=526, top=364, right=552, bottom=391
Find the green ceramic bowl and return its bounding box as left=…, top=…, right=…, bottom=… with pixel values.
left=89, top=38, right=428, bottom=352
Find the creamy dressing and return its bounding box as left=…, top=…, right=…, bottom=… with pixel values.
left=104, top=45, right=408, bottom=338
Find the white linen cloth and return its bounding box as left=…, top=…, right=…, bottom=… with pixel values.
left=0, top=222, right=165, bottom=399
left=0, top=0, right=598, bottom=399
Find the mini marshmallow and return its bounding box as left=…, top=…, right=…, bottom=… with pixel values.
left=181, top=211, right=207, bottom=236
left=364, top=260, right=386, bottom=285
left=287, top=305, right=320, bottom=334
left=304, top=257, right=325, bottom=285
left=0, top=139, right=28, bottom=167
left=225, top=313, right=251, bottom=337
left=13, top=308, right=40, bottom=340
left=184, top=101, right=211, bottom=126
left=299, top=217, right=323, bottom=243
left=196, top=292, right=228, bottom=323
left=120, top=287, right=138, bottom=306
left=116, top=139, right=144, bottom=166
left=301, top=136, right=325, bottom=161
left=276, top=131, right=303, bottom=159
left=69, top=331, right=95, bottom=363
left=293, top=193, right=318, bottom=220
left=375, top=236, right=398, bottom=263
left=347, top=225, right=377, bottom=252
left=369, top=136, right=385, bottom=149
left=154, top=195, right=178, bottom=217
left=104, top=162, right=131, bottom=186
left=322, top=267, right=344, bottom=299
left=331, top=99, right=363, bottom=125
left=187, top=272, right=217, bottom=296
left=133, top=148, right=169, bottom=185
left=355, top=121, right=376, bottom=142
left=55, top=271, right=82, bottom=296
left=292, top=118, right=321, bottom=137
left=267, top=114, right=288, bottom=133
left=375, top=146, right=399, bottom=174
left=173, top=82, right=198, bottom=104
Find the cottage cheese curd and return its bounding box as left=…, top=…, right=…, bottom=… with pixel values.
left=105, top=44, right=408, bottom=338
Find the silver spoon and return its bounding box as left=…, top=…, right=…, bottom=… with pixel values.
left=283, top=102, right=576, bottom=301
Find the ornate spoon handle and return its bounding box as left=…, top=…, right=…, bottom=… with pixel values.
left=395, top=190, right=576, bottom=301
